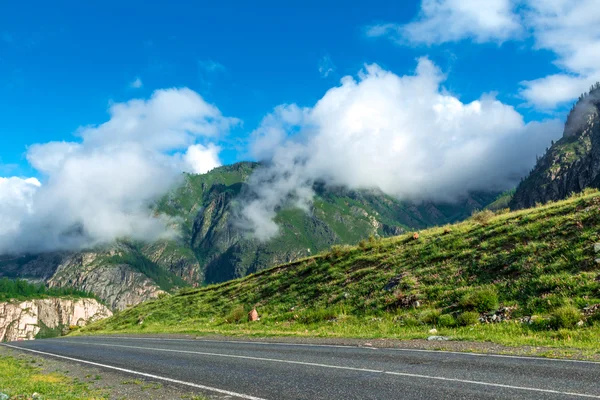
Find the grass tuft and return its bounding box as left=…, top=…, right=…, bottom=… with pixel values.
left=457, top=311, right=480, bottom=326
left=460, top=288, right=499, bottom=313
left=549, top=306, right=582, bottom=330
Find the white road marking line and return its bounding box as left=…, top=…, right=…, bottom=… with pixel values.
left=57, top=340, right=384, bottom=373
left=89, top=335, right=600, bottom=365
left=385, top=371, right=600, bottom=399
left=42, top=340, right=600, bottom=398
left=0, top=343, right=266, bottom=400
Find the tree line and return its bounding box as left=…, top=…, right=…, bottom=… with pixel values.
left=0, top=278, right=98, bottom=302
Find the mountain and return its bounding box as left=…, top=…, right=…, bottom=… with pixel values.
left=511, top=84, right=600, bottom=210
left=83, top=189, right=600, bottom=349
left=0, top=162, right=498, bottom=310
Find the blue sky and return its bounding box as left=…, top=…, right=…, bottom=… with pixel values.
left=2, top=0, right=599, bottom=251
left=0, top=0, right=580, bottom=176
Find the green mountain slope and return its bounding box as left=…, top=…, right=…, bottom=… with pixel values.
left=0, top=162, right=497, bottom=309
left=83, top=190, right=600, bottom=351
left=155, top=162, right=497, bottom=283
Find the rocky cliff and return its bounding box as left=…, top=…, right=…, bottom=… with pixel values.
left=0, top=298, right=111, bottom=342
left=511, top=85, right=600, bottom=209
left=1, top=246, right=169, bottom=311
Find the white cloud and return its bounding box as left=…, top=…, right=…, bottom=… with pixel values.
left=519, top=73, right=598, bottom=110
left=129, top=77, right=143, bottom=89
left=0, top=177, right=40, bottom=237
left=0, top=88, right=236, bottom=254
left=26, top=141, right=80, bottom=174
left=184, top=143, right=222, bottom=174
left=318, top=55, right=336, bottom=78
left=366, top=0, right=522, bottom=45
left=367, top=0, right=600, bottom=109
left=518, top=0, right=600, bottom=108
left=241, top=58, right=562, bottom=240
left=80, top=88, right=239, bottom=151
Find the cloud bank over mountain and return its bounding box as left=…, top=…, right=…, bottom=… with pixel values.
left=239, top=58, right=562, bottom=240
left=0, top=88, right=236, bottom=254
left=0, top=61, right=563, bottom=250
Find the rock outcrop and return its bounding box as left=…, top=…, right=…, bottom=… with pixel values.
left=0, top=298, right=112, bottom=342
left=47, top=249, right=166, bottom=310
left=511, top=85, right=600, bottom=209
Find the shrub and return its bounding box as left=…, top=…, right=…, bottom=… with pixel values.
left=470, top=209, right=494, bottom=225
left=225, top=305, right=246, bottom=323
left=437, top=314, right=456, bottom=327
left=331, top=245, right=344, bottom=258
left=525, top=294, right=570, bottom=314
left=418, top=309, right=442, bottom=326
left=549, top=306, right=581, bottom=330
left=460, top=288, right=499, bottom=313
left=457, top=311, right=480, bottom=326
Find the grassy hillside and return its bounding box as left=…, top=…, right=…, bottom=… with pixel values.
left=81, top=189, right=600, bottom=353
left=485, top=189, right=514, bottom=211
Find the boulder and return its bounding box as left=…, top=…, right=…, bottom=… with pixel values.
left=248, top=308, right=259, bottom=322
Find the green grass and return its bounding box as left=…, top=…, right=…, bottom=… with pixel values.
left=80, top=190, right=600, bottom=354
left=0, top=355, right=106, bottom=399
left=485, top=189, right=515, bottom=211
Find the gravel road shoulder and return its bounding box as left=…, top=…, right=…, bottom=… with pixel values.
left=0, top=345, right=227, bottom=400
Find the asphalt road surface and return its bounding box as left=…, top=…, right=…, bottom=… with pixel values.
left=3, top=336, right=600, bottom=399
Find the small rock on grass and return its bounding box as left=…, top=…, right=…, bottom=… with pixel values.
left=427, top=336, right=451, bottom=341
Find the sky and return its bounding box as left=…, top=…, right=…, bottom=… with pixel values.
left=1, top=0, right=599, bottom=250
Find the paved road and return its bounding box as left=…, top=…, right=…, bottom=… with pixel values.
left=3, top=336, right=600, bottom=399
